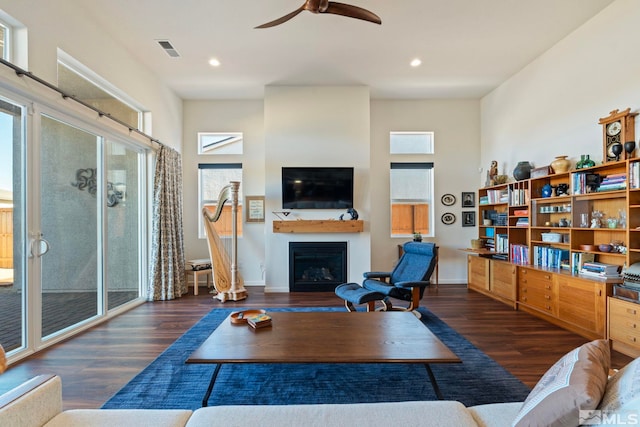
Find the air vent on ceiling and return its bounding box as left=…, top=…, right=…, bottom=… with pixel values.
left=157, top=40, right=180, bottom=58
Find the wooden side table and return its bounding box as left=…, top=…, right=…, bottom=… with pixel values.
left=185, top=259, right=212, bottom=296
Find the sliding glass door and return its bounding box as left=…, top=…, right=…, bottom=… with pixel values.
left=106, top=141, right=141, bottom=310
left=0, top=97, right=25, bottom=353
left=40, top=115, right=101, bottom=339
left=0, top=90, right=147, bottom=360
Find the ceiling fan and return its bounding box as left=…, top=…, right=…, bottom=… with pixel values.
left=256, top=0, right=382, bottom=29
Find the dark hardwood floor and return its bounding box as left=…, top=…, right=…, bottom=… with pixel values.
left=0, top=284, right=633, bottom=410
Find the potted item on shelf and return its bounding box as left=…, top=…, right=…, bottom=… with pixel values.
left=576, top=155, right=596, bottom=169
left=413, top=232, right=422, bottom=242
left=550, top=155, right=571, bottom=173
left=513, top=161, right=532, bottom=181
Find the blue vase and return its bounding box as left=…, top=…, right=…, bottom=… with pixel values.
left=542, top=184, right=553, bottom=198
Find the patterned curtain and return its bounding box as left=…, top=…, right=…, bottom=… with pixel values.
left=148, top=146, right=186, bottom=300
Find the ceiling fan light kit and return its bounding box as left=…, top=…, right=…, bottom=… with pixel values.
left=256, top=0, right=381, bottom=29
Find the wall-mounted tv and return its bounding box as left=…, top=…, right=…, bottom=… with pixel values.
left=282, top=167, right=354, bottom=209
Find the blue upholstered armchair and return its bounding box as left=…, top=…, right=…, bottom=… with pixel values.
left=335, top=242, right=438, bottom=314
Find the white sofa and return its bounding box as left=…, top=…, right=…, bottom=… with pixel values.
left=2, top=339, right=638, bottom=427
left=0, top=374, right=521, bottom=427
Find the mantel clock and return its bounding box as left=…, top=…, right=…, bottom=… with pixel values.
left=599, top=108, right=637, bottom=162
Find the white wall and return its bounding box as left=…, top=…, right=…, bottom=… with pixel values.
left=370, top=99, right=481, bottom=283
left=264, top=86, right=372, bottom=292
left=481, top=0, right=640, bottom=182
left=182, top=95, right=480, bottom=288
left=0, top=0, right=183, bottom=149
left=182, top=100, right=265, bottom=285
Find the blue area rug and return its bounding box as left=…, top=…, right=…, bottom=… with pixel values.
left=103, top=307, right=530, bottom=410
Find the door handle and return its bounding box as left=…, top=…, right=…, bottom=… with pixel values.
left=30, top=233, right=50, bottom=258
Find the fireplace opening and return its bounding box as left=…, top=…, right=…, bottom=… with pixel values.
left=289, top=242, right=347, bottom=292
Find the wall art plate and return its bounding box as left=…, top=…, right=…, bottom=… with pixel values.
left=441, top=212, right=456, bottom=225
left=441, top=194, right=456, bottom=206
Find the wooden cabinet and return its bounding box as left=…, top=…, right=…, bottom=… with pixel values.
left=609, top=297, right=640, bottom=358
left=491, top=260, right=517, bottom=303
left=518, top=266, right=610, bottom=339
left=519, top=267, right=557, bottom=316
left=467, top=160, right=640, bottom=340
left=467, top=255, right=517, bottom=307
left=468, top=255, right=489, bottom=292
left=556, top=275, right=608, bottom=339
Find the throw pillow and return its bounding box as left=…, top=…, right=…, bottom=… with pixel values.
left=511, top=339, right=610, bottom=427
left=593, top=356, right=640, bottom=425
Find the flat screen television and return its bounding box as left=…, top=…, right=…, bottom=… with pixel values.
left=282, top=167, right=354, bottom=209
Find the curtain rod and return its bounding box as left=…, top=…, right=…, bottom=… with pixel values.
left=0, top=57, right=164, bottom=149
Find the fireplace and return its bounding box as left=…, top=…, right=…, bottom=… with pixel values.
left=289, top=242, right=347, bottom=292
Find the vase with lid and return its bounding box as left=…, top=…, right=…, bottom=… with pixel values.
left=513, top=161, right=532, bottom=181
left=551, top=156, right=570, bottom=173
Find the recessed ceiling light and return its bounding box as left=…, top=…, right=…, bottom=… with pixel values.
left=410, top=58, right=422, bottom=67
left=209, top=58, right=221, bottom=67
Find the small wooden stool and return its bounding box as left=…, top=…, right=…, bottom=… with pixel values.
left=185, top=259, right=212, bottom=296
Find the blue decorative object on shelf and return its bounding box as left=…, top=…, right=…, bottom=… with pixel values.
left=541, top=184, right=553, bottom=198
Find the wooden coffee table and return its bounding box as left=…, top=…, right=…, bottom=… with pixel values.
left=187, top=311, right=461, bottom=406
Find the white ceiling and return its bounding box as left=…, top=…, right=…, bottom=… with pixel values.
left=72, top=0, right=615, bottom=100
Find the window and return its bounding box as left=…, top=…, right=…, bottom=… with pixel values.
left=0, top=22, right=6, bottom=60
left=198, top=132, right=243, bottom=155
left=390, top=163, right=434, bottom=237
left=198, top=163, right=243, bottom=239
left=390, top=132, right=434, bottom=154
left=57, top=52, right=143, bottom=130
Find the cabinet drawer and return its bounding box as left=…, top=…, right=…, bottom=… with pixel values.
left=520, top=289, right=556, bottom=313
left=519, top=268, right=553, bottom=284
left=609, top=298, right=640, bottom=349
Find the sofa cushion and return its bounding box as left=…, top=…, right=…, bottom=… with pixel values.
left=45, top=409, right=192, bottom=427
left=467, top=401, right=523, bottom=427
left=594, top=356, right=640, bottom=423
left=0, top=375, right=62, bottom=427
left=188, top=401, right=478, bottom=427
left=511, top=339, right=610, bottom=427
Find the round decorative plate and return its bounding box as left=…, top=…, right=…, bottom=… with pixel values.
left=441, top=212, right=456, bottom=225
left=441, top=194, right=456, bottom=206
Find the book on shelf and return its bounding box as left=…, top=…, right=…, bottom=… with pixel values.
left=630, top=162, right=640, bottom=189
left=510, top=244, right=529, bottom=265
left=571, top=252, right=596, bottom=274
left=533, top=246, right=569, bottom=269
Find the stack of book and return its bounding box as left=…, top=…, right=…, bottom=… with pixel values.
left=247, top=313, right=272, bottom=329
left=579, top=262, right=621, bottom=278
left=597, top=173, right=626, bottom=192
left=515, top=217, right=529, bottom=227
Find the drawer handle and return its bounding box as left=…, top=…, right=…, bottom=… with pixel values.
left=627, top=308, right=638, bottom=315
left=546, top=305, right=552, bottom=310
left=628, top=336, right=637, bottom=343
left=545, top=295, right=551, bottom=300
left=545, top=285, right=551, bottom=290
left=522, top=297, right=527, bottom=302
left=544, top=275, right=550, bottom=280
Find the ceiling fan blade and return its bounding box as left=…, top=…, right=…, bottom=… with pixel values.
left=324, top=2, right=382, bottom=24
left=255, top=6, right=305, bottom=28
